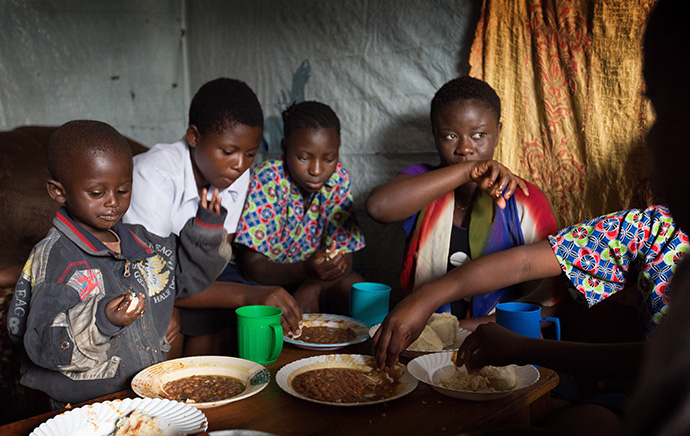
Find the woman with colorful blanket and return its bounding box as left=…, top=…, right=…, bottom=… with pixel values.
left=366, top=76, right=558, bottom=321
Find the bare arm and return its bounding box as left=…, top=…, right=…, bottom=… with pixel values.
left=174, top=280, right=302, bottom=336
left=365, top=160, right=528, bottom=223
left=457, top=322, right=645, bottom=379
left=373, top=239, right=561, bottom=370
left=414, top=239, right=561, bottom=312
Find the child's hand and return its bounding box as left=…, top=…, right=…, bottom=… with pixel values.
left=200, top=187, right=222, bottom=215
left=105, top=292, right=145, bottom=326
left=307, top=241, right=347, bottom=282
left=248, top=286, right=303, bottom=337
left=468, top=160, right=529, bottom=209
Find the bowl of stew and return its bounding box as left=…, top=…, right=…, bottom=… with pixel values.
left=276, top=354, right=418, bottom=406
left=283, top=313, right=370, bottom=351
left=132, top=356, right=271, bottom=409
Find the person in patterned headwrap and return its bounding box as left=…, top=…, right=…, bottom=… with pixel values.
left=374, top=205, right=688, bottom=435
left=376, top=205, right=688, bottom=367
left=624, top=0, right=690, bottom=434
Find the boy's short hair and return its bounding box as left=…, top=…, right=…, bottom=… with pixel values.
left=48, top=120, right=132, bottom=183
left=282, top=100, right=341, bottom=140
left=189, top=78, right=264, bottom=136
left=430, top=76, right=502, bottom=129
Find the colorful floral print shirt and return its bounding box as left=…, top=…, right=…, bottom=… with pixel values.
left=235, top=158, right=365, bottom=263
left=548, top=205, right=689, bottom=336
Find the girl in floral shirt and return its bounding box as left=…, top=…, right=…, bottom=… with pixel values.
left=235, top=101, right=366, bottom=314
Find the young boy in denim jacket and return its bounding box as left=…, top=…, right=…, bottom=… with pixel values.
left=7, top=120, right=231, bottom=405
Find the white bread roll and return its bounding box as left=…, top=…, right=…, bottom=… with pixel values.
left=408, top=325, right=444, bottom=351
left=427, top=312, right=459, bottom=347
left=479, top=365, right=518, bottom=391
left=126, top=291, right=139, bottom=314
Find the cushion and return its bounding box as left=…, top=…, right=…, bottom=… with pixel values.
left=0, top=125, right=147, bottom=272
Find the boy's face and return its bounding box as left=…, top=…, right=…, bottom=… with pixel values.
left=48, top=150, right=133, bottom=240
left=282, top=127, right=340, bottom=196
left=433, top=99, right=502, bottom=167
left=187, top=123, right=262, bottom=192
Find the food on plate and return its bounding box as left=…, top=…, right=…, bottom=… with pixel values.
left=439, top=365, right=518, bottom=392
left=292, top=367, right=401, bottom=403
left=408, top=312, right=460, bottom=351
left=163, top=374, right=245, bottom=403
left=109, top=410, right=164, bottom=436
left=295, top=326, right=357, bottom=344
left=479, top=365, right=518, bottom=391
left=288, top=319, right=306, bottom=339
left=427, top=312, right=459, bottom=347
left=408, top=325, right=444, bottom=351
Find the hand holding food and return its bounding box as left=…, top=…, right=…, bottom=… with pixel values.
left=438, top=363, right=517, bottom=392
left=106, top=291, right=145, bottom=326
left=249, top=285, right=302, bottom=337
left=309, top=240, right=347, bottom=281
left=372, top=297, right=437, bottom=371
left=455, top=322, right=526, bottom=373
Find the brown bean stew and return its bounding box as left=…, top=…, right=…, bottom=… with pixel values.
left=298, top=326, right=357, bottom=344
left=164, top=375, right=245, bottom=403
left=292, top=368, right=400, bottom=403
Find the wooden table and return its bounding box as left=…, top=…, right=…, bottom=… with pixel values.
left=0, top=341, right=558, bottom=436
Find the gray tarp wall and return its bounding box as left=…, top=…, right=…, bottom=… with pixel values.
left=0, top=0, right=482, bottom=297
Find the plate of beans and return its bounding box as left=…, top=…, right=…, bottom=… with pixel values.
left=132, top=356, right=271, bottom=409
left=276, top=354, right=418, bottom=406
left=283, top=313, right=370, bottom=351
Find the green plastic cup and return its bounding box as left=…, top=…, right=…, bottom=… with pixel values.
left=235, top=305, right=283, bottom=365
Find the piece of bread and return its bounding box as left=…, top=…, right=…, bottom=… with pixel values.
left=126, top=291, right=139, bottom=314
left=408, top=325, right=444, bottom=351
left=110, top=410, right=163, bottom=436
left=439, top=365, right=517, bottom=392
left=325, top=248, right=340, bottom=260
left=427, top=312, right=459, bottom=347
left=479, top=365, right=518, bottom=391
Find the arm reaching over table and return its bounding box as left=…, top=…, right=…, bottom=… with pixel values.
left=456, top=322, right=645, bottom=379
left=373, top=240, right=561, bottom=371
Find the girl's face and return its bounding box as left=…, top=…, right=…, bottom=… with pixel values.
left=433, top=99, right=502, bottom=167
left=187, top=123, right=262, bottom=192
left=50, top=151, right=133, bottom=241
left=282, top=127, right=340, bottom=196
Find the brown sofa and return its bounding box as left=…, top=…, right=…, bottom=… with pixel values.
left=0, top=125, right=149, bottom=424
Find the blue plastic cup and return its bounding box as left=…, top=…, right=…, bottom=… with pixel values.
left=349, top=282, right=391, bottom=327
left=495, top=302, right=560, bottom=340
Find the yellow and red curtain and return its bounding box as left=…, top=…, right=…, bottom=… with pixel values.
left=470, top=0, right=657, bottom=227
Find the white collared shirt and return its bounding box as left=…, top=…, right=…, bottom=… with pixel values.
left=123, top=139, right=250, bottom=237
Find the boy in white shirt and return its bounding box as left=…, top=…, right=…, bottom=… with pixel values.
left=124, top=78, right=302, bottom=356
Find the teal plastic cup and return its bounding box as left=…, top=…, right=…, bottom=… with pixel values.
left=235, top=305, right=283, bottom=365
left=349, top=282, right=391, bottom=327
left=495, top=302, right=560, bottom=340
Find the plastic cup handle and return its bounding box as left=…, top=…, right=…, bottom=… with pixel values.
left=268, top=324, right=283, bottom=362
left=541, top=317, right=561, bottom=341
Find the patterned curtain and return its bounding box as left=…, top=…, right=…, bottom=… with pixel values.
left=470, top=0, right=657, bottom=227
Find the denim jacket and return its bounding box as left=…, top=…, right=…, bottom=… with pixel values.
left=7, top=206, right=230, bottom=403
